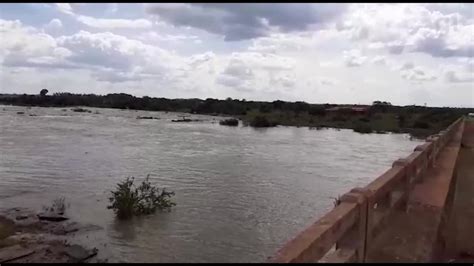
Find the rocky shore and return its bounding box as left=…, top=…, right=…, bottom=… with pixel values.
left=0, top=207, right=106, bottom=263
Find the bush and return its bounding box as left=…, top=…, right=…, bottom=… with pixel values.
left=413, top=120, right=430, bottom=129
left=249, top=115, right=277, bottom=127
left=308, top=106, right=326, bottom=116
left=353, top=123, right=373, bottom=134
left=219, top=118, right=239, bottom=126
left=331, top=115, right=348, bottom=122
left=71, top=108, right=91, bottom=113
left=108, top=175, right=176, bottom=219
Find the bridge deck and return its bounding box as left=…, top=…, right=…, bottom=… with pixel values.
left=365, top=120, right=469, bottom=263
left=445, top=118, right=474, bottom=262
left=269, top=118, right=471, bottom=263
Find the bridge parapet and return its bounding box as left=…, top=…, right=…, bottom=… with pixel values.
left=269, top=116, right=465, bottom=263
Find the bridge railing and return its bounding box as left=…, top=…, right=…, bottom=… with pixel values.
left=269, top=117, right=464, bottom=263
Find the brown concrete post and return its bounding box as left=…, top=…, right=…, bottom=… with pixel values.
left=392, top=158, right=410, bottom=212
left=414, top=145, right=429, bottom=182
left=426, top=136, right=440, bottom=167
left=335, top=189, right=368, bottom=262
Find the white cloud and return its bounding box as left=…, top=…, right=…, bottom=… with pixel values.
left=400, top=61, right=415, bottom=70
left=106, top=3, right=118, bottom=15
left=0, top=19, right=71, bottom=68
left=55, top=3, right=74, bottom=15
left=76, top=16, right=152, bottom=29
left=54, top=3, right=152, bottom=30
left=371, top=56, right=386, bottom=65
left=400, top=65, right=437, bottom=82
left=145, top=3, right=347, bottom=41
left=442, top=61, right=474, bottom=83
left=339, top=4, right=473, bottom=58
left=56, top=30, right=187, bottom=82
left=138, top=31, right=200, bottom=43
left=2, top=4, right=473, bottom=106
left=44, top=18, right=63, bottom=32
left=215, top=52, right=297, bottom=93
left=318, top=77, right=338, bottom=86
left=445, top=71, right=474, bottom=83
left=188, top=51, right=215, bottom=68
left=343, top=49, right=367, bottom=67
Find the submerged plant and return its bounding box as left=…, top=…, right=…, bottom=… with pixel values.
left=107, top=175, right=176, bottom=219
left=42, top=196, right=68, bottom=215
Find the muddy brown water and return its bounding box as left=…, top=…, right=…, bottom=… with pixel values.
left=0, top=105, right=422, bottom=262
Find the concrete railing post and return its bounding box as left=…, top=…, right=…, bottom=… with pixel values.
left=426, top=135, right=440, bottom=168
left=335, top=188, right=368, bottom=262
left=392, top=158, right=410, bottom=212
left=414, top=145, right=430, bottom=183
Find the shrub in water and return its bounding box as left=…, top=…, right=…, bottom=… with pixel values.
left=71, top=108, right=91, bottom=113
left=42, top=196, right=68, bottom=215
left=249, top=115, right=277, bottom=127
left=219, top=118, right=239, bottom=126
left=353, top=123, right=373, bottom=134
left=108, top=175, right=176, bottom=219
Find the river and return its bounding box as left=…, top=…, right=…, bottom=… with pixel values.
left=0, top=105, right=422, bottom=262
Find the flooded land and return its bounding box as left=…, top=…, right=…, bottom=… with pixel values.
left=0, top=105, right=422, bottom=262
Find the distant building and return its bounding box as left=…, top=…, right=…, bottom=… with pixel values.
left=326, top=105, right=370, bottom=115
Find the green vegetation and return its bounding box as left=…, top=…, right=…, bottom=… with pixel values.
left=107, top=175, right=176, bottom=220
left=219, top=118, right=239, bottom=126
left=71, top=107, right=92, bottom=113
left=248, top=115, right=277, bottom=127
left=353, top=122, right=373, bottom=134
left=1, top=93, right=472, bottom=138
left=137, top=116, right=159, bottom=120
left=42, top=196, right=68, bottom=215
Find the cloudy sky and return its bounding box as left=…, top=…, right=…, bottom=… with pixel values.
left=0, top=3, right=473, bottom=107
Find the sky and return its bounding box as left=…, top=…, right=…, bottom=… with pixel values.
left=0, top=3, right=473, bottom=107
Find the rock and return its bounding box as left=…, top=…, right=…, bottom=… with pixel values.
left=51, top=226, right=79, bottom=235
left=16, top=215, right=28, bottom=220
left=37, top=213, right=68, bottom=222
left=64, top=245, right=98, bottom=262
left=0, top=244, right=35, bottom=263
left=0, top=237, right=19, bottom=248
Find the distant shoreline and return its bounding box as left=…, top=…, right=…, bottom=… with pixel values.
left=1, top=93, right=472, bottom=139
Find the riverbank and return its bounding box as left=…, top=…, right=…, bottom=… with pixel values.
left=2, top=93, right=470, bottom=139
left=1, top=102, right=460, bottom=139
left=238, top=110, right=446, bottom=139
left=0, top=207, right=105, bottom=263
